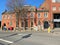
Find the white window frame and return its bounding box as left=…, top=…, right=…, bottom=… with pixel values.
left=8, top=15, right=12, bottom=19
left=52, top=0, right=56, bottom=3
left=4, top=15, right=7, bottom=19
left=59, top=7, right=60, bottom=11
left=8, top=15, right=10, bottom=19
left=52, top=6, right=56, bottom=11
left=44, top=12, right=48, bottom=18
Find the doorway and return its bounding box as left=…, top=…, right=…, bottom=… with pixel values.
left=54, top=22, right=60, bottom=28
left=53, top=13, right=60, bottom=28
left=25, top=20, right=28, bottom=30
left=0, top=21, right=1, bottom=28
left=44, top=21, right=49, bottom=29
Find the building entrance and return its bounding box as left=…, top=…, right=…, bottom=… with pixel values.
left=25, top=20, right=28, bottom=30
left=53, top=13, right=60, bottom=28
left=54, top=22, right=60, bottom=28
left=44, top=21, right=49, bottom=29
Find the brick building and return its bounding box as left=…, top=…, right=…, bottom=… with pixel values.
left=40, top=0, right=60, bottom=29
left=2, top=0, right=60, bottom=30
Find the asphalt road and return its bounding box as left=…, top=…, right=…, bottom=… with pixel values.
left=0, top=31, right=60, bottom=45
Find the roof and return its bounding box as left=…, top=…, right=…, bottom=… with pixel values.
left=37, top=10, right=49, bottom=12
left=2, top=10, right=15, bottom=15
left=2, top=6, right=36, bottom=15
left=40, top=0, right=50, bottom=10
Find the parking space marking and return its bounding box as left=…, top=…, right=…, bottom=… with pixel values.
left=0, top=39, right=13, bottom=43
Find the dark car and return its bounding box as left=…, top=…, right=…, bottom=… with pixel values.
left=8, top=27, right=14, bottom=31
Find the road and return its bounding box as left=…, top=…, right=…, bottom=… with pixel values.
left=0, top=31, right=60, bottom=45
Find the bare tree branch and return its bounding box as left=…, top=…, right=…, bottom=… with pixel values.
left=6, top=0, right=26, bottom=11
left=6, top=0, right=30, bottom=29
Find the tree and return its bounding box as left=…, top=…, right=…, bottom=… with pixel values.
left=6, top=0, right=26, bottom=11
left=6, top=0, right=29, bottom=30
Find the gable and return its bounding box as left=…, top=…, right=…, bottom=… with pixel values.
left=40, top=0, right=50, bottom=10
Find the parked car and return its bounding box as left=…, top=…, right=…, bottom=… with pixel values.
left=8, top=27, right=14, bottom=31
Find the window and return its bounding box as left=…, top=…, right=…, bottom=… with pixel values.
left=38, top=13, right=40, bottom=18
left=8, top=16, right=9, bottom=19
left=52, top=6, right=56, bottom=11
left=44, top=12, right=48, bottom=18
left=8, top=15, right=12, bottom=19
left=52, top=0, right=56, bottom=3
left=9, top=21, right=12, bottom=26
left=30, top=8, right=34, bottom=11
left=59, top=7, right=60, bottom=10
left=10, top=15, right=12, bottom=19
left=4, top=15, right=7, bottom=19
left=52, top=0, right=60, bottom=3
left=30, top=13, right=34, bottom=18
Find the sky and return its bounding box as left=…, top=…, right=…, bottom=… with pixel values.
left=0, top=0, right=44, bottom=21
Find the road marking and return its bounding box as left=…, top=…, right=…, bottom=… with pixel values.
left=0, top=39, right=13, bottom=43
left=18, top=34, right=22, bottom=35
left=18, top=34, right=28, bottom=36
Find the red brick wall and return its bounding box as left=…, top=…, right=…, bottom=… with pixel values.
left=2, top=13, right=16, bottom=29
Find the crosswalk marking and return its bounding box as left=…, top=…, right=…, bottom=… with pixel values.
left=0, top=34, right=31, bottom=43
left=0, top=39, right=13, bottom=43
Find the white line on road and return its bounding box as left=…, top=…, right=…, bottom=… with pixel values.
left=18, top=34, right=28, bottom=36
left=18, top=34, right=23, bottom=35
left=0, top=39, right=13, bottom=43
left=0, top=34, right=29, bottom=43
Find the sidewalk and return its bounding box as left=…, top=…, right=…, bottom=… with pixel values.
left=0, top=29, right=47, bottom=33
left=0, top=28, right=60, bottom=33
left=0, top=29, right=60, bottom=37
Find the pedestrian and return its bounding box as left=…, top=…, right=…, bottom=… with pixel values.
left=4, top=26, right=7, bottom=31
left=48, top=26, right=51, bottom=33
